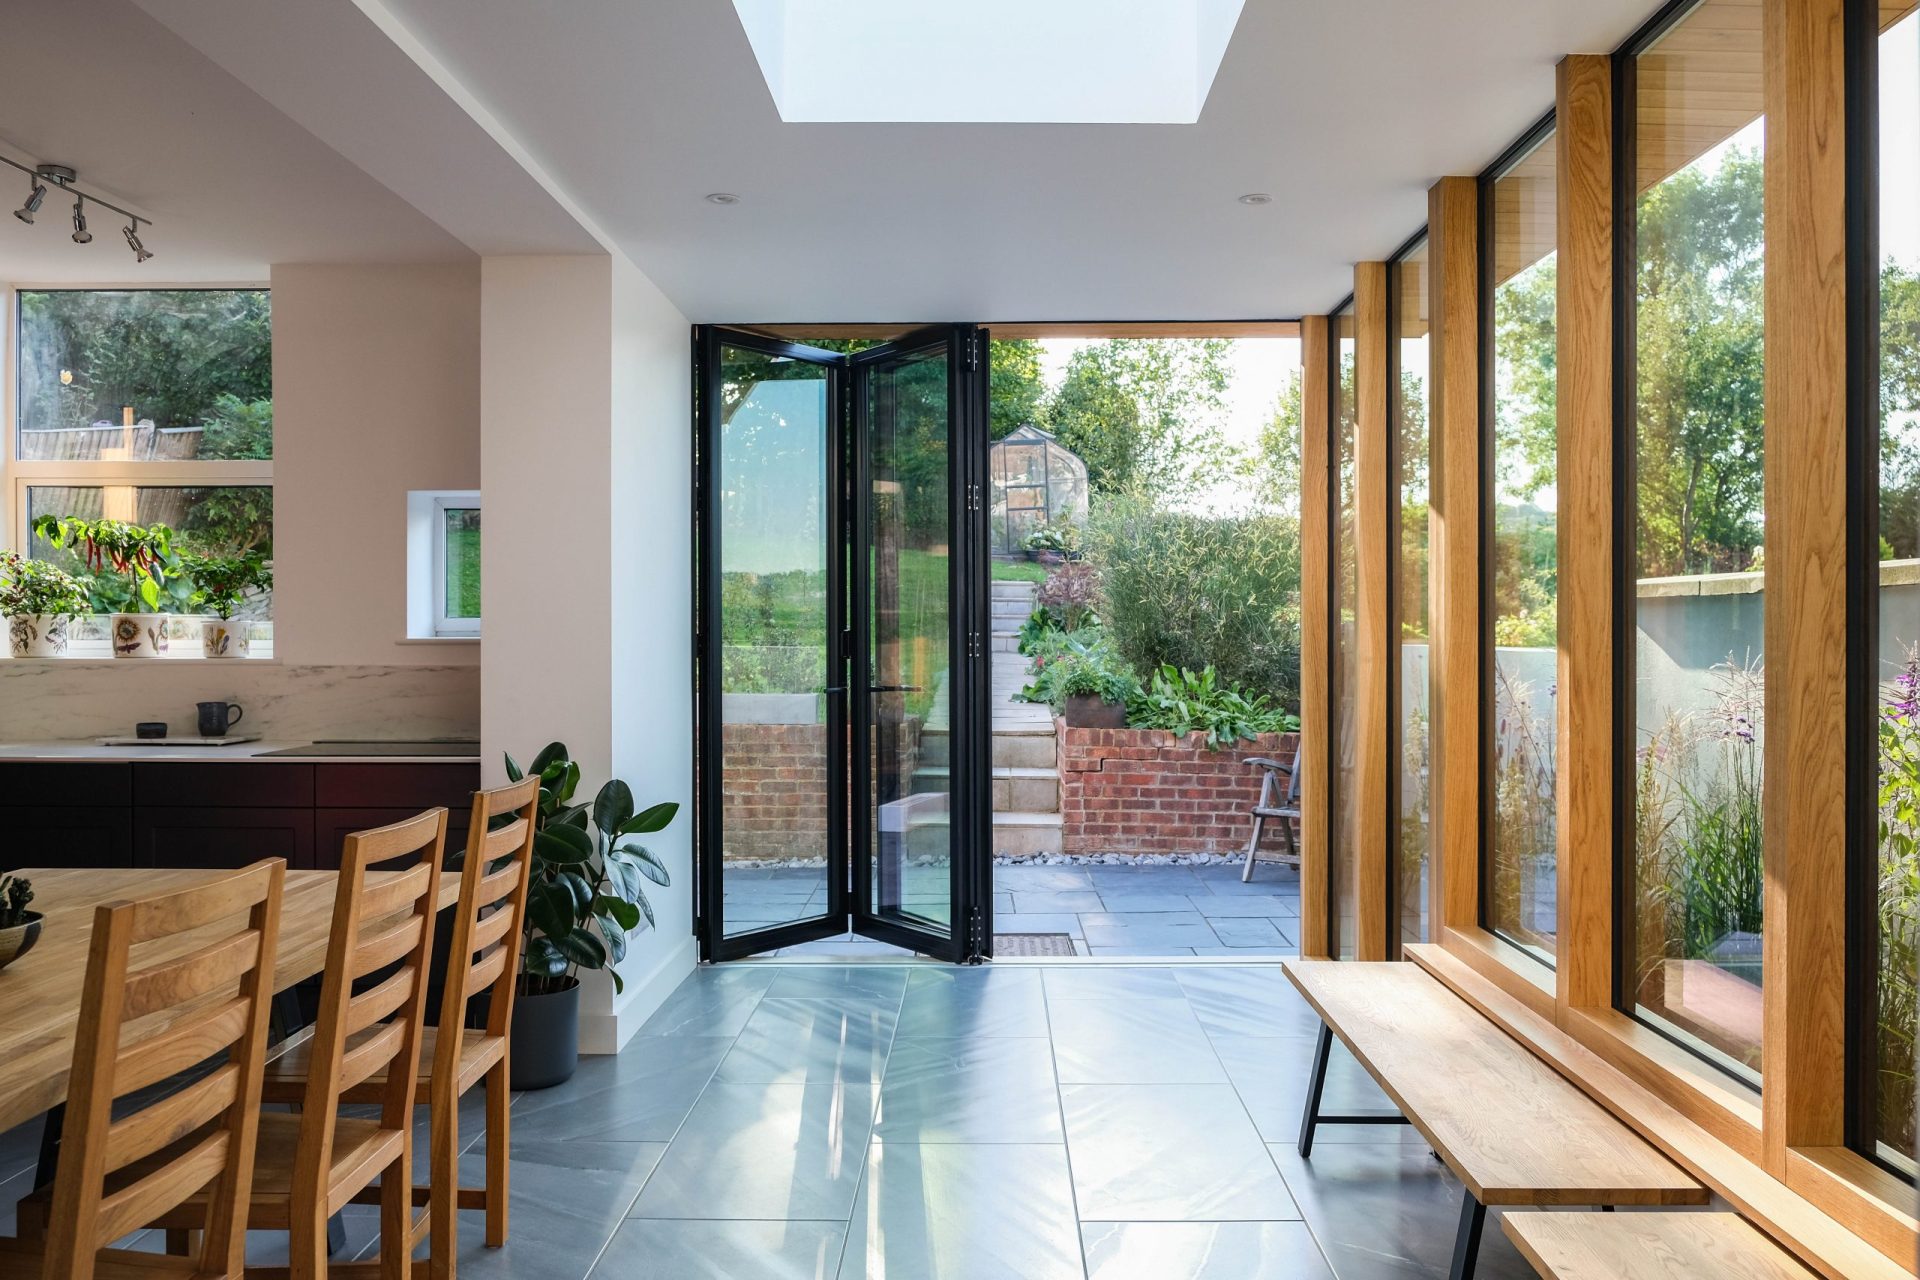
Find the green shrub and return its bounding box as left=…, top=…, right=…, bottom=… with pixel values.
left=1127, top=664, right=1297, bottom=751
left=1019, top=628, right=1138, bottom=712
left=1086, top=492, right=1301, bottom=710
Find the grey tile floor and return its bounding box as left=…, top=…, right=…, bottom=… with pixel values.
left=735, top=862, right=1302, bottom=958
left=0, top=962, right=1541, bottom=1279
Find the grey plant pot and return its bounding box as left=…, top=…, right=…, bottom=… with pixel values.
left=510, top=976, right=580, bottom=1089
left=1062, top=694, right=1127, bottom=729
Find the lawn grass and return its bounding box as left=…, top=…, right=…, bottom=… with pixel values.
left=448, top=528, right=481, bottom=617
left=990, top=558, right=1049, bottom=583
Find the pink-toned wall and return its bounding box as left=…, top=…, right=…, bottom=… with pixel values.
left=272, top=261, right=480, bottom=667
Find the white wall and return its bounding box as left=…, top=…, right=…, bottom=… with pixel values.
left=480, top=254, right=693, bottom=1052
left=273, top=261, right=481, bottom=667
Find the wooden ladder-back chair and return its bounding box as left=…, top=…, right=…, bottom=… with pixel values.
left=260, top=778, right=537, bottom=1278
left=149, top=809, right=447, bottom=1278
left=0, top=858, right=286, bottom=1280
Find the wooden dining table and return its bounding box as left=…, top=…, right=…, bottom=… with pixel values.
left=0, top=866, right=461, bottom=1138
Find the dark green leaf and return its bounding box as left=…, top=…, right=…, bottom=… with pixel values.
left=529, top=742, right=568, bottom=776
left=504, top=753, right=524, bottom=783
left=593, top=779, right=635, bottom=835
left=527, top=883, right=573, bottom=940
left=593, top=894, right=642, bottom=931
left=535, top=825, right=594, bottom=865
left=601, top=851, right=642, bottom=901
left=557, top=803, right=591, bottom=830
left=611, top=841, right=671, bottom=886
left=617, top=801, right=679, bottom=836
left=550, top=926, right=606, bottom=970
left=559, top=761, right=581, bottom=806
left=522, top=935, right=568, bottom=977
left=633, top=888, right=655, bottom=930
left=556, top=870, right=595, bottom=916
left=594, top=910, right=630, bottom=965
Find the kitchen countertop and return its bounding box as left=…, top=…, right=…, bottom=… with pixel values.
left=0, top=741, right=481, bottom=764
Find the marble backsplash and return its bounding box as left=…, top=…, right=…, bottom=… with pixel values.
left=0, top=662, right=479, bottom=742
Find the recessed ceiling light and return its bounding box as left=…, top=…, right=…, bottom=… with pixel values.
left=705, top=192, right=740, bottom=205
left=1238, top=193, right=1273, bottom=206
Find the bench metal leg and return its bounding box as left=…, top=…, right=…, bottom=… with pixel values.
left=1298, top=1023, right=1333, bottom=1157
left=1448, top=1191, right=1487, bottom=1280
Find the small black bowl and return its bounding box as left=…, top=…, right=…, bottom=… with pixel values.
left=135, top=722, right=168, bottom=739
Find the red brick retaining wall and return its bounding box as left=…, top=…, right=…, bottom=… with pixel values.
left=720, top=723, right=830, bottom=861
left=1058, top=724, right=1300, bottom=856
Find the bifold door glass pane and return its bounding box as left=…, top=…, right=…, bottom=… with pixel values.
left=1332, top=304, right=1359, bottom=959
left=1875, top=6, right=1920, bottom=1174
left=1395, top=239, right=1431, bottom=948
left=16, top=289, right=273, bottom=459
left=27, top=485, right=274, bottom=615
left=1488, top=130, right=1560, bottom=964
left=1626, top=3, right=1767, bottom=1082
left=866, top=346, right=954, bottom=932
left=717, top=346, right=833, bottom=937
left=442, top=507, right=481, bottom=619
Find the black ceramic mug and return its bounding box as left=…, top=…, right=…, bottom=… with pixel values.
left=197, top=701, right=244, bottom=737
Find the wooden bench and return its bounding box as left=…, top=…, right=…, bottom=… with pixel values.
left=1504, top=1211, right=1817, bottom=1279
left=1283, top=960, right=1710, bottom=1280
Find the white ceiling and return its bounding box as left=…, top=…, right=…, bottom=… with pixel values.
left=0, top=0, right=477, bottom=284
left=5, top=1, right=1661, bottom=320
left=369, top=0, right=1656, bottom=322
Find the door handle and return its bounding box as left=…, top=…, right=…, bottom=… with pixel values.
left=869, top=684, right=923, bottom=693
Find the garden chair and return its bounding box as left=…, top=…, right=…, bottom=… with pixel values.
left=1241, top=754, right=1302, bottom=882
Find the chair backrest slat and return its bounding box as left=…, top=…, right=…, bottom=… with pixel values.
left=40, top=858, right=285, bottom=1280
left=295, top=809, right=447, bottom=1204
left=437, top=778, right=539, bottom=1072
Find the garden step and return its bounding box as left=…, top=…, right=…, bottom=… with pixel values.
left=991, top=810, right=1064, bottom=857
left=991, top=580, right=1038, bottom=599
left=991, top=632, right=1022, bottom=654
left=909, top=764, right=1061, bottom=814
left=994, top=730, right=1057, bottom=769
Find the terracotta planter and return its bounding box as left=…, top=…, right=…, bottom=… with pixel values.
left=1062, top=693, right=1127, bottom=729
left=7, top=614, right=72, bottom=658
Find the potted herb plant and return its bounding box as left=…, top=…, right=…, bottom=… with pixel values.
left=506, top=742, right=676, bottom=1088
left=182, top=551, right=271, bottom=658
left=31, top=516, right=176, bottom=658
left=0, top=550, right=91, bottom=658
left=0, top=874, right=40, bottom=971
left=1057, top=658, right=1135, bottom=729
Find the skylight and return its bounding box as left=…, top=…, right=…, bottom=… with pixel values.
left=730, top=0, right=1247, bottom=124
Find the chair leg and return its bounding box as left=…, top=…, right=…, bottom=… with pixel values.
left=1241, top=814, right=1266, bottom=883
left=290, top=1207, right=330, bottom=1280
left=430, top=1085, right=460, bottom=1280
left=381, top=1153, right=412, bottom=1280
left=484, top=1060, right=509, bottom=1247
left=1448, top=1190, right=1487, bottom=1280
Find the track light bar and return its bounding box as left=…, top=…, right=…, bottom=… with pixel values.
left=2, top=155, right=153, bottom=262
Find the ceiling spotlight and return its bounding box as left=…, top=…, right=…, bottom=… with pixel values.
left=70, top=198, right=91, bottom=244
left=123, top=221, right=152, bottom=263
left=14, top=182, right=45, bottom=225
left=1238, top=192, right=1273, bottom=206
left=705, top=192, right=740, bottom=205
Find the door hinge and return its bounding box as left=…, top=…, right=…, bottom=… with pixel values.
left=968, top=904, right=986, bottom=963
left=966, top=481, right=982, bottom=513
left=967, top=631, right=982, bottom=661
left=964, top=333, right=979, bottom=372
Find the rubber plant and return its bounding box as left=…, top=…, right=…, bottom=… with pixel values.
left=30, top=515, right=175, bottom=612
left=506, top=742, right=676, bottom=995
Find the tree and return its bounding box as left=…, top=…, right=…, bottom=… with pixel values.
left=1253, top=372, right=1303, bottom=511
left=1044, top=338, right=1235, bottom=502
left=989, top=339, right=1047, bottom=439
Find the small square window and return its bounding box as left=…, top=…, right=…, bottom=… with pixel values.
left=408, top=490, right=479, bottom=638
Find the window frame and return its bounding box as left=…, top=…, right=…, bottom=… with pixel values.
left=431, top=493, right=481, bottom=637
left=1388, top=229, right=1433, bottom=956
left=4, top=284, right=274, bottom=556
left=1476, top=110, right=1562, bottom=971
left=407, top=489, right=482, bottom=640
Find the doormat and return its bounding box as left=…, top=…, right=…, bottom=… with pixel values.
left=995, top=933, right=1078, bottom=957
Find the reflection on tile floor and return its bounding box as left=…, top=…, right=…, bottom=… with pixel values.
left=728, top=862, right=1303, bottom=957
left=0, top=961, right=1539, bottom=1279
